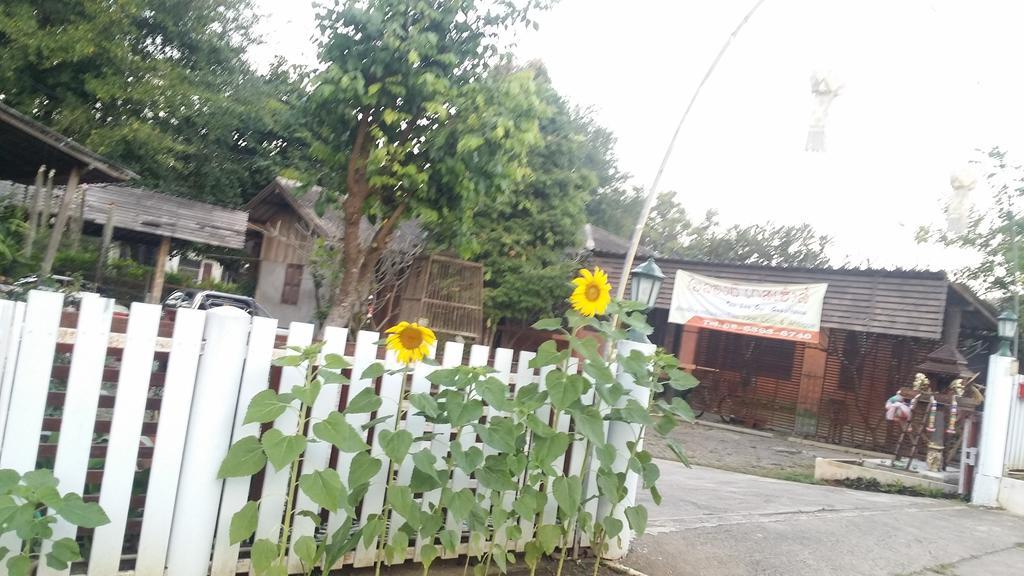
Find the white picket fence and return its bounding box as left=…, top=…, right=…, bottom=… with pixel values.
left=0, top=291, right=646, bottom=576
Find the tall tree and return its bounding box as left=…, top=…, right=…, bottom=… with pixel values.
left=305, top=0, right=551, bottom=327
left=463, top=64, right=616, bottom=336
left=917, top=146, right=1024, bottom=298
left=0, top=0, right=304, bottom=205
left=588, top=189, right=833, bottom=267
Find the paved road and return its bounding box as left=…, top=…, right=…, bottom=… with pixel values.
left=623, top=461, right=1024, bottom=576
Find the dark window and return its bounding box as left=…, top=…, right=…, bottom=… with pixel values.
left=281, top=264, right=303, bottom=305
left=837, top=331, right=864, bottom=390
left=701, top=331, right=795, bottom=382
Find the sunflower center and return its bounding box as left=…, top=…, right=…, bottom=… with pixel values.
left=399, top=326, right=424, bottom=349
left=585, top=284, right=601, bottom=301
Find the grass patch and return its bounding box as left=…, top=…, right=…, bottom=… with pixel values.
left=831, top=477, right=960, bottom=499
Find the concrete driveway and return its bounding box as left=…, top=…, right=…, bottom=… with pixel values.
left=623, top=461, right=1024, bottom=576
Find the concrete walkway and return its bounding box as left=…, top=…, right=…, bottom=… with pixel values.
left=623, top=461, right=1024, bottom=576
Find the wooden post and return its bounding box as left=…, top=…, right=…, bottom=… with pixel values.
left=22, top=165, right=45, bottom=257
left=70, top=186, right=86, bottom=251
left=676, top=324, right=700, bottom=368
left=794, top=329, right=830, bottom=437
left=95, top=203, right=116, bottom=285
left=148, top=236, right=172, bottom=303
left=40, top=167, right=80, bottom=276
left=42, top=169, right=55, bottom=229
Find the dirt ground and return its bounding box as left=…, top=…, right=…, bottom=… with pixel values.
left=644, top=419, right=855, bottom=483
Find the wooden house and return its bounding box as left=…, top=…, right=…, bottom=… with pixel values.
left=589, top=239, right=998, bottom=453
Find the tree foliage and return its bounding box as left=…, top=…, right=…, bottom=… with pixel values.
left=917, top=145, right=1024, bottom=298
left=305, top=0, right=552, bottom=326
left=463, top=65, right=619, bottom=330
left=587, top=188, right=833, bottom=267
left=0, top=0, right=306, bottom=205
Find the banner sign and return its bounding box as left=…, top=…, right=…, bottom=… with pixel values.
left=668, top=270, right=828, bottom=343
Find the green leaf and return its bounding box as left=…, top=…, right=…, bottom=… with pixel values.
left=583, top=361, right=616, bottom=386
left=229, top=501, right=259, bottom=544
left=57, top=493, right=110, bottom=528
left=445, top=488, right=477, bottom=523
left=323, top=353, right=350, bottom=370
left=661, top=397, right=696, bottom=423
left=313, top=412, right=369, bottom=453
left=0, top=546, right=8, bottom=561
left=571, top=404, right=605, bottom=445
left=449, top=443, right=484, bottom=475
left=361, top=415, right=392, bottom=430
left=547, top=371, right=587, bottom=410
left=666, top=438, right=691, bottom=467
left=22, top=469, right=57, bottom=490
left=250, top=539, right=279, bottom=574
left=601, top=516, right=624, bottom=539
left=408, top=393, right=440, bottom=418
left=506, top=524, right=523, bottom=542
left=529, top=340, right=569, bottom=369
left=531, top=318, right=563, bottom=331
left=620, top=350, right=652, bottom=385
left=530, top=432, right=572, bottom=471
left=360, top=362, right=385, bottom=380
left=667, top=369, right=699, bottom=391
left=650, top=484, right=663, bottom=505
left=439, top=529, right=459, bottom=553
left=387, top=485, right=421, bottom=529
left=552, top=476, right=582, bottom=520
left=411, top=450, right=441, bottom=485
left=420, top=544, right=439, bottom=570
left=323, top=523, right=361, bottom=569
left=473, top=417, right=519, bottom=453
left=0, top=469, right=19, bottom=494
left=596, top=469, right=626, bottom=503
left=6, top=554, right=30, bottom=576
left=344, top=387, right=382, bottom=414
left=299, top=469, right=345, bottom=512
left=625, top=505, right=648, bottom=536
left=261, top=429, right=307, bottom=472
left=610, top=399, right=655, bottom=428
left=244, top=389, right=294, bottom=424
left=294, top=535, right=319, bottom=567
left=476, top=377, right=514, bottom=412
left=596, top=442, right=617, bottom=468
left=523, top=541, right=543, bottom=571
left=291, top=379, right=322, bottom=406
left=360, top=515, right=385, bottom=548
left=45, top=537, right=80, bottom=570
left=379, top=429, right=414, bottom=464
left=272, top=354, right=304, bottom=367
left=349, top=451, right=383, bottom=488
left=385, top=529, right=409, bottom=565
left=445, top=394, right=484, bottom=428
left=320, top=368, right=347, bottom=384
left=653, top=414, right=679, bottom=436
left=218, top=436, right=267, bottom=478
left=513, top=486, right=546, bottom=519
left=535, top=524, right=562, bottom=555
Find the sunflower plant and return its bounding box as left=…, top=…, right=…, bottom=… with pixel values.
left=219, top=267, right=697, bottom=576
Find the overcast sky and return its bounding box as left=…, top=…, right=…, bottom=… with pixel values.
left=249, top=0, right=1024, bottom=270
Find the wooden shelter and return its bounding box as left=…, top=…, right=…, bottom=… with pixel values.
left=398, top=254, right=485, bottom=341
left=588, top=233, right=998, bottom=453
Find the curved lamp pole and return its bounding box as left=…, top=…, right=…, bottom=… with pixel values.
left=615, top=0, right=768, bottom=301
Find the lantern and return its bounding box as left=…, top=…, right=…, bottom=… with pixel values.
left=629, top=258, right=665, bottom=310
left=997, top=309, right=1018, bottom=357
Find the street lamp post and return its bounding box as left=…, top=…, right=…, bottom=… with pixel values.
left=973, top=309, right=1019, bottom=506
left=627, top=258, right=665, bottom=344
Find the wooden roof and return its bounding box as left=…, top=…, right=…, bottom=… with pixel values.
left=0, top=102, right=138, bottom=184
left=0, top=180, right=247, bottom=249
left=590, top=251, right=997, bottom=340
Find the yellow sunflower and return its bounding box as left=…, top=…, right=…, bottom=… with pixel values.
left=385, top=321, right=437, bottom=365
left=570, top=267, right=612, bottom=317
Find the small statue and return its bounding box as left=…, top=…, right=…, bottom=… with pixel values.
left=885, top=389, right=919, bottom=423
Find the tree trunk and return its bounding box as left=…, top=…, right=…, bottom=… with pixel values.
left=40, top=167, right=80, bottom=276
left=42, top=169, right=55, bottom=229
left=95, top=203, right=116, bottom=284
left=322, top=117, right=412, bottom=329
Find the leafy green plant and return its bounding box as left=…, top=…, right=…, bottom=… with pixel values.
left=0, top=468, right=110, bottom=575
left=220, top=286, right=696, bottom=576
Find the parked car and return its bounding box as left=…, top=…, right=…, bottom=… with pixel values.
left=0, top=274, right=98, bottom=305
left=162, top=289, right=272, bottom=318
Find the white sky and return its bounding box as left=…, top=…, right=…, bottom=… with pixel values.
left=249, top=0, right=1024, bottom=270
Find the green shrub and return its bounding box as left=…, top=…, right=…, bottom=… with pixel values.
left=53, top=250, right=98, bottom=277
left=105, top=258, right=151, bottom=282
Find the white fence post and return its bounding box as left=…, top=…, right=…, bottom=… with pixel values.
left=210, top=316, right=279, bottom=576
left=134, top=309, right=207, bottom=576
left=88, top=302, right=163, bottom=576
left=165, top=310, right=253, bottom=576
left=0, top=299, right=27, bottom=451
left=40, top=294, right=115, bottom=576
left=600, top=339, right=656, bottom=560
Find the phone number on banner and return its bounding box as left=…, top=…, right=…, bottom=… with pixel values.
left=699, top=318, right=815, bottom=341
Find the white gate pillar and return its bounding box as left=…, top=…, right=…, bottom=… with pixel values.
left=973, top=353, right=1017, bottom=506
left=600, top=339, right=656, bottom=560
